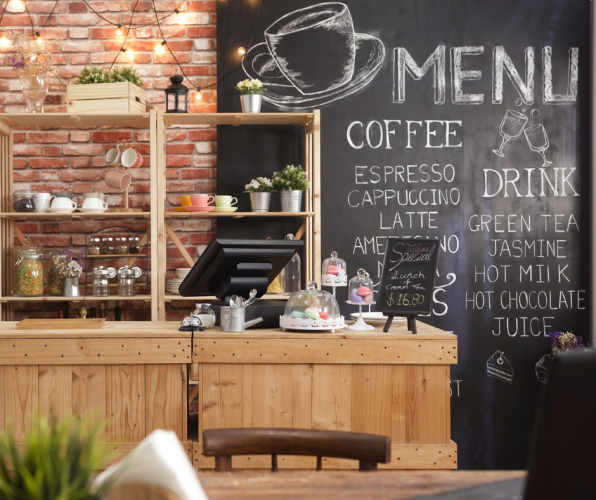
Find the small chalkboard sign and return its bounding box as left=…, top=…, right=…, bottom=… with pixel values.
left=377, top=238, right=440, bottom=333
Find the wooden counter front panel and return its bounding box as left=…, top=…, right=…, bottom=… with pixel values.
left=0, top=364, right=187, bottom=444
left=197, top=363, right=453, bottom=470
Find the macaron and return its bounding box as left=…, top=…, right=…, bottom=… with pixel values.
left=305, top=310, right=320, bottom=320
left=363, top=293, right=373, bottom=304
left=291, top=311, right=305, bottom=318
left=350, top=291, right=363, bottom=303
left=327, top=265, right=341, bottom=275
left=319, top=312, right=328, bottom=320
left=357, top=286, right=372, bottom=297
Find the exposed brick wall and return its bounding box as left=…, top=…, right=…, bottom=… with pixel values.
left=2, top=0, right=218, bottom=320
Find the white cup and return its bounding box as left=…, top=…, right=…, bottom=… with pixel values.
left=215, top=195, right=238, bottom=208
left=82, top=198, right=108, bottom=210
left=34, top=192, right=51, bottom=213
left=105, top=145, right=122, bottom=165
left=83, top=193, right=112, bottom=204
left=50, top=196, right=77, bottom=210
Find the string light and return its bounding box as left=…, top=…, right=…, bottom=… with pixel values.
left=35, top=32, right=42, bottom=44
left=30, top=54, right=36, bottom=60
left=116, top=24, right=123, bottom=36
left=155, top=40, right=166, bottom=54
left=195, top=89, right=202, bottom=101
left=0, top=33, right=10, bottom=48
left=9, top=0, right=23, bottom=9
left=237, top=47, right=246, bottom=56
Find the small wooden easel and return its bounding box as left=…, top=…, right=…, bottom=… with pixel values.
left=383, top=314, right=418, bottom=334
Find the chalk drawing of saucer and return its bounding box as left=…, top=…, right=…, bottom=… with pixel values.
left=242, top=33, right=385, bottom=110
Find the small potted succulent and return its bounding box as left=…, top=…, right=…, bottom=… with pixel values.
left=235, top=78, right=267, bottom=113
left=272, top=165, right=311, bottom=213
left=244, top=176, right=275, bottom=212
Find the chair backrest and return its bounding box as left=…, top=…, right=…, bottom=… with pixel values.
left=105, top=483, right=182, bottom=500
left=203, top=428, right=391, bottom=472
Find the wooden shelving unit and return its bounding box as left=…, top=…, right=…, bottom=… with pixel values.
left=0, top=110, right=321, bottom=322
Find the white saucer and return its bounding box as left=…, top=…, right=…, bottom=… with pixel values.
left=213, top=207, right=238, bottom=213
left=349, top=311, right=407, bottom=324
left=48, top=207, right=76, bottom=214
left=79, top=208, right=108, bottom=214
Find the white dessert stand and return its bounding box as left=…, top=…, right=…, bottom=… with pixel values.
left=346, top=300, right=376, bottom=331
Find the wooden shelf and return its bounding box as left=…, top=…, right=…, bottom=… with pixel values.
left=87, top=254, right=146, bottom=258
left=164, top=211, right=314, bottom=218
left=163, top=112, right=314, bottom=127
left=0, top=212, right=150, bottom=219
left=0, top=295, right=152, bottom=302
left=164, top=294, right=289, bottom=302
left=0, top=113, right=151, bottom=128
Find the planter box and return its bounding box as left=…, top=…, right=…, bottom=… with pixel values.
left=67, top=82, right=146, bottom=114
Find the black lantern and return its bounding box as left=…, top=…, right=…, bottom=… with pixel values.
left=165, top=75, right=188, bottom=113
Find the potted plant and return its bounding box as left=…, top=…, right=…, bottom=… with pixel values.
left=55, top=249, right=85, bottom=297
left=272, top=165, right=311, bottom=213
left=235, top=79, right=267, bottom=113
left=68, top=66, right=146, bottom=113
left=7, top=31, right=58, bottom=113
left=0, top=413, right=113, bottom=499
left=244, top=177, right=275, bottom=212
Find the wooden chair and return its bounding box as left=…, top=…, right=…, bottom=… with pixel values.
left=105, top=483, right=182, bottom=500
left=203, top=428, right=391, bottom=472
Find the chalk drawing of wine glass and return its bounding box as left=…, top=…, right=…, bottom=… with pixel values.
left=523, top=123, right=553, bottom=167
left=492, top=109, right=528, bottom=157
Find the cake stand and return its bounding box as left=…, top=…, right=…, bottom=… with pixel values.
left=346, top=300, right=376, bottom=331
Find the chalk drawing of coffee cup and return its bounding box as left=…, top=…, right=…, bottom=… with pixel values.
left=242, top=2, right=385, bottom=109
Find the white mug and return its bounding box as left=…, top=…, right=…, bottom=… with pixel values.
left=82, top=198, right=108, bottom=210
left=83, top=193, right=112, bottom=204
left=34, top=192, right=51, bottom=213
left=105, top=145, right=123, bottom=165
left=50, top=196, right=77, bottom=209
left=215, top=195, right=238, bottom=208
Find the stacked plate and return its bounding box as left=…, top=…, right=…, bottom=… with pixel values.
left=166, top=278, right=183, bottom=295
left=175, top=268, right=191, bottom=280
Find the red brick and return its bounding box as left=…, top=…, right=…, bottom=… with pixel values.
left=59, top=66, right=86, bottom=79
left=58, top=14, right=98, bottom=25
left=29, top=132, right=69, bottom=144
left=70, top=131, right=90, bottom=142
left=189, top=130, right=216, bottom=141
left=13, top=159, right=27, bottom=169
left=188, top=1, right=216, bottom=11
left=165, top=41, right=194, bottom=51
left=61, top=221, right=102, bottom=233
left=166, top=181, right=196, bottom=192
left=68, top=2, right=88, bottom=12
left=167, top=247, right=197, bottom=258
left=61, top=170, right=102, bottom=182
left=164, top=65, right=210, bottom=77
left=43, top=146, right=62, bottom=156
left=166, top=143, right=195, bottom=155
left=62, top=41, right=102, bottom=52
left=45, top=94, right=64, bottom=104
left=41, top=171, right=60, bottom=181
left=90, top=27, right=126, bottom=38
left=181, top=168, right=212, bottom=179
left=89, top=1, right=130, bottom=12
left=155, top=53, right=190, bottom=64
left=14, top=171, right=40, bottom=182
left=30, top=235, right=71, bottom=247
left=14, top=145, right=42, bottom=156
left=91, top=131, right=134, bottom=143
left=167, top=220, right=211, bottom=232
left=30, top=158, right=68, bottom=169
left=105, top=40, right=158, bottom=51
left=166, top=168, right=180, bottom=179
left=38, top=16, right=58, bottom=26
left=41, top=223, right=61, bottom=233
left=63, top=145, right=104, bottom=155
left=0, top=16, right=34, bottom=26
left=13, top=132, right=27, bottom=143
left=190, top=233, right=217, bottom=244
left=73, top=182, right=93, bottom=193
left=166, top=156, right=191, bottom=167
left=161, top=26, right=186, bottom=38
left=71, top=157, right=91, bottom=168
left=15, top=222, right=40, bottom=233
left=27, top=1, right=68, bottom=13
left=188, top=27, right=216, bottom=38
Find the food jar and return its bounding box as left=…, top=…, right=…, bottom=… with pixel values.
left=87, top=237, right=101, bottom=256
left=47, top=252, right=69, bottom=296
left=117, top=266, right=142, bottom=296
left=12, top=189, right=37, bottom=213
left=348, top=268, right=374, bottom=304
left=92, top=266, right=116, bottom=296
left=128, top=236, right=140, bottom=254
left=114, top=237, right=129, bottom=254
left=322, top=251, right=347, bottom=286
left=15, top=249, right=44, bottom=296
left=280, top=281, right=345, bottom=332
left=192, top=303, right=216, bottom=329
left=101, top=237, right=114, bottom=254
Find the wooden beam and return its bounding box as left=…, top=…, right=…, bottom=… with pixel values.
left=295, top=221, right=306, bottom=241
left=125, top=228, right=149, bottom=268
left=165, top=222, right=194, bottom=267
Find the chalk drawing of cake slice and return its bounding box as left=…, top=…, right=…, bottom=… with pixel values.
left=486, top=350, right=514, bottom=384
left=535, top=353, right=553, bottom=385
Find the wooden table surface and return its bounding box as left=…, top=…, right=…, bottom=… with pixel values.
left=199, top=471, right=526, bottom=500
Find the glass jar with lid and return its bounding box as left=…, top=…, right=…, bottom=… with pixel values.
left=114, top=237, right=129, bottom=254
left=92, top=266, right=116, bottom=296
left=47, top=251, right=68, bottom=296
left=280, top=281, right=345, bottom=332
left=87, top=237, right=101, bottom=255
left=348, top=268, right=374, bottom=304
left=128, top=236, right=141, bottom=254
left=192, top=303, right=216, bottom=329
left=283, top=234, right=301, bottom=295
left=101, top=237, right=114, bottom=254
left=117, top=266, right=142, bottom=296
left=322, top=251, right=347, bottom=286
left=12, top=189, right=37, bottom=213
left=15, top=249, right=44, bottom=296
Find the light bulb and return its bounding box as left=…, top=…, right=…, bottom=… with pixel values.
left=116, top=25, right=123, bottom=36
left=30, top=55, right=36, bottom=60
left=155, top=41, right=166, bottom=54
left=195, top=91, right=202, bottom=101
left=9, top=0, right=22, bottom=9
left=237, top=47, right=246, bottom=56
left=35, top=33, right=42, bottom=44
left=127, top=49, right=134, bottom=60
left=0, top=34, right=10, bottom=48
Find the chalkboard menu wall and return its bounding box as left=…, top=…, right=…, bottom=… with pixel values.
left=216, top=0, right=590, bottom=469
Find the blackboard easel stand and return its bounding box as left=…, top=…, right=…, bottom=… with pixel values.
left=383, top=314, right=418, bottom=334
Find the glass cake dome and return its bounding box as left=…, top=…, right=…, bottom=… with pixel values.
left=321, top=251, right=347, bottom=286
left=280, top=281, right=345, bottom=332
left=348, top=268, right=374, bottom=304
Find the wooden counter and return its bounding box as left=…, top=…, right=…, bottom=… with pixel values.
left=192, top=321, right=457, bottom=471
left=0, top=321, right=191, bottom=465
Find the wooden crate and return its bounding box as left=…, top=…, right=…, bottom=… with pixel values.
left=193, top=322, right=458, bottom=471
left=67, top=82, right=146, bottom=114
